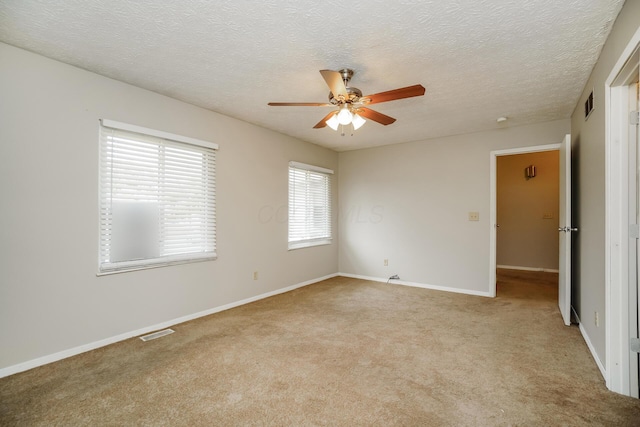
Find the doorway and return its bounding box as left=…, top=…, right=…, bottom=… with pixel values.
left=629, top=78, right=639, bottom=399
left=496, top=151, right=560, bottom=276
left=489, top=143, right=562, bottom=300
left=607, top=39, right=639, bottom=398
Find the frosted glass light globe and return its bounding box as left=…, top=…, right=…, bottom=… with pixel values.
left=337, top=107, right=353, bottom=125
left=352, top=113, right=366, bottom=130
left=326, top=113, right=339, bottom=131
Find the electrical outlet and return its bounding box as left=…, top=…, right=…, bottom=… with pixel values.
left=595, top=311, right=599, bottom=327
left=253, top=271, right=258, bottom=280
left=543, top=212, right=554, bottom=219
left=468, top=212, right=480, bottom=221
left=384, top=259, right=388, bottom=266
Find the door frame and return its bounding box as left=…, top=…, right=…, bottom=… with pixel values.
left=605, top=28, right=640, bottom=397
left=489, top=143, right=561, bottom=298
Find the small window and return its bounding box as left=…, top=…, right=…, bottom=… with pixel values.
left=288, top=161, right=333, bottom=250
left=98, top=120, right=218, bottom=274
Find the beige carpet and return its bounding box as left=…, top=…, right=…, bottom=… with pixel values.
left=1, top=272, right=639, bottom=426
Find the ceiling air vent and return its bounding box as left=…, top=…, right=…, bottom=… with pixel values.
left=585, top=90, right=594, bottom=120
left=139, top=328, right=174, bottom=341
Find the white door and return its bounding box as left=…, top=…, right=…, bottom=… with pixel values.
left=559, top=134, right=572, bottom=326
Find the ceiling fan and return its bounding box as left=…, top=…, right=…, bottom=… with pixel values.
left=268, top=69, right=425, bottom=132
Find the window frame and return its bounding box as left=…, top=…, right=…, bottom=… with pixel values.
left=288, top=161, right=333, bottom=250
left=98, top=119, right=218, bottom=275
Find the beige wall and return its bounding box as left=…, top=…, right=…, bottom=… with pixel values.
left=497, top=151, right=560, bottom=271
left=338, top=120, right=570, bottom=294
left=570, top=0, right=640, bottom=365
left=0, top=43, right=338, bottom=371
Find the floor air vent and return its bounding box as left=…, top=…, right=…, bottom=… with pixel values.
left=140, top=328, right=175, bottom=342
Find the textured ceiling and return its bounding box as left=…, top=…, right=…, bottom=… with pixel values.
left=0, top=0, right=625, bottom=151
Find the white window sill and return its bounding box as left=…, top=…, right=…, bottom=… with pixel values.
left=288, top=239, right=332, bottom=251
left=97, top=254, right=217, bottom=276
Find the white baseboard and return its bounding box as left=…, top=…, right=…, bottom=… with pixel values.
left=572, top=308, right=606, bottom=380
left=338, top=273, right=491, bottom=297
left=0, top=273, right=338, bottom=379
left=497, top=265, right=560, bottom=273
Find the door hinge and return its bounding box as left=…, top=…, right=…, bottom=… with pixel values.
left=630, top=224, right=640, bottom=239
left=631, top=111, right=639, bottom=125
left=631, top=338, right=640, bottom=353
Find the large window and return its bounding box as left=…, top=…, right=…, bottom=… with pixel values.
left=98, top=120, right=218, bottom=274
left=288, top=161, right=333, bottom=250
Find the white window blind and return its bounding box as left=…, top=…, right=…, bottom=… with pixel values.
left=99, top=120, right=217, bottom=274
left=288, top=161, right=333, bottom=250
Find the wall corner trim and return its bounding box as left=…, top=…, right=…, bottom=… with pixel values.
left=0, top=273, right=339, bottom=379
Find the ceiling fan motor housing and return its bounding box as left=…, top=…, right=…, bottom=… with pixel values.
left=328, top=68, right=362, bottom=106
left=329, top=86, right=362, bottom=105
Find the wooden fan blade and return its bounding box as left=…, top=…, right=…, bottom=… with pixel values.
left=268, top=102, right=332, bottom=106
left=313, top=111, right=337, bottom=129
left=320, top=70, right=348, bottom=98
left=356, top=107, right=396, bottom=125
left=362, top=84, right=425, bottom=105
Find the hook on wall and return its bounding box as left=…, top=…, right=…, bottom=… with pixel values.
left=525, top=165, right=536, bottom=180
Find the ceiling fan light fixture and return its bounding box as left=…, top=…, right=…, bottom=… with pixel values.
left=337, top=106, right=353, bottom=125
left=352, top=113, right=366, bottom=130
left=268, top=69, right=425, bottom=132
left=326, top=113, right=340, bottom=130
